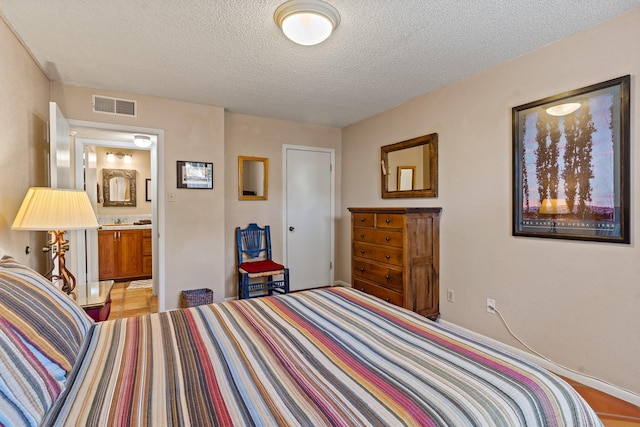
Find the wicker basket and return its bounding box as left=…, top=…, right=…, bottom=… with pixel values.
left=180, top=288, right=214, bottom=308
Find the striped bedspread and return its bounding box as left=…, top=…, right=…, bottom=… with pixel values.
left=46, top=288, right=602, bottom=426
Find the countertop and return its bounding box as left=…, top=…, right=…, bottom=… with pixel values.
left=98, top=224, right=152, bottom=230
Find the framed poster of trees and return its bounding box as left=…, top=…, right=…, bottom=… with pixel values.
left=512, top=75, right=630, bottom=243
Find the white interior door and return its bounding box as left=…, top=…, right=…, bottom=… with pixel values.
left=81, top=146, right=99, bottom=282
left=49, top=102, right=72, bottom=189
left=49, top=102, right=88, bottom=284
left=284, top=145, right=334, bottom=290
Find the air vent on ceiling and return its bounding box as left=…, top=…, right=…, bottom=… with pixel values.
left=92, top=95, right=137, bottom=117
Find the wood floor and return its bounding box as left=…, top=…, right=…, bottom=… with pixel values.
left=106, top=284, right=640, bottom=425
left=107, top=280, right=158, bottom=320
left=562, top=377, right=640, bottom=426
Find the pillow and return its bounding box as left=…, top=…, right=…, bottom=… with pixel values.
left=0, top=255, right=94, bottom=425
left=0, top=318, right=62, bottom=426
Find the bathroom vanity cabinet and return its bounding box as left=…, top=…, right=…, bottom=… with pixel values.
left=98, top=228, right=152, bottom=281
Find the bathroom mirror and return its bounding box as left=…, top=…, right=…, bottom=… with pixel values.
left=238, top=156, right=268, bottom=200
left=103, top=169, right=137, bottom=207
left=381, top=133, right=438, bottom=198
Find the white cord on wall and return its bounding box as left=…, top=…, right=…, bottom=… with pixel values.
left=494, top=308, right=640, bottom=400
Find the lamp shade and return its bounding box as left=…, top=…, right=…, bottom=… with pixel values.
left=12, top=187, right=99, bottom=231
left=539, top=198, right=570, bottom=215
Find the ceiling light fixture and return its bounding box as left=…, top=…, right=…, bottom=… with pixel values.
left=274, top=0, right=340, bottom=46
left=133, top=134, right=152, bottom=148
left=546, top=102, right=581, bottom=117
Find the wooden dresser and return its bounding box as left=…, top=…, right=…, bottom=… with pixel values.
left=348, top=207, right=441, bottom=319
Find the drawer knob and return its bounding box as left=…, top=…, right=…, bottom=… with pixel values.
left=360, top=267, right=365, bottom=272
left=360, top=249, right=365, bottom=254
left=360, top=233, right=365, bottom=238
left=359, top=288, right=365, bottom=292
left=385, top=255, right=390, bottom=259
left=385, top=274, right=390, bottom=280
left=385, top=218, right=391, bottom=223
left=360, top=217, right=366, bottom=222
left=385, top=236, right=390, bottom=241
left=385, top=297, right=390, bottom=302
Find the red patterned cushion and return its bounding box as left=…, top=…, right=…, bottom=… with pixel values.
left=239, top=260, right=284, bottom=274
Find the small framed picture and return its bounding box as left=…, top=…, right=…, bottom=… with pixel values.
left=145, top=178, right=152, bottom=201
left=177, top=161, right=213, bottom=189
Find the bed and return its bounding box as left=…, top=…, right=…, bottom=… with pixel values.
left=0, top=257, right=602, bottom=426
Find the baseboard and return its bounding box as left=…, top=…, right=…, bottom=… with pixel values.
left=439, top=319, right=640, bottom=407
left=333, top=280, right=351, bottom=288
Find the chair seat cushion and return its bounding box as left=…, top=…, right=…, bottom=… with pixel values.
left=239, top=260, right=285, bottom=278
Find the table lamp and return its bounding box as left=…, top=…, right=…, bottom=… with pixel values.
left=539, top=198, right=569, bottom=233
left=12, top=187, right=99, bottom=294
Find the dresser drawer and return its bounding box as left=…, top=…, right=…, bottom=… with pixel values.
left=353, top=227, right=403, bottom=248
left=353, top=260, right=403, bottom=292
left=353, top=278, right=403, bottom=307
left=353, top=242, right=402, bottom=266
left=353, top=213, right=375, bottom=227
left=376, top=213, right=404, bottom=229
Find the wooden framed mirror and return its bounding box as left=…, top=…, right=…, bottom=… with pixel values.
left=238, top=156, right=268, bottom=200
left=103, top=169, right=137, bottom=207
left=381, top=133, right=438, bottom=198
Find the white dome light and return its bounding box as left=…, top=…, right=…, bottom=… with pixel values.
left=546, top=102, right=581, bottom=117
left=133, top=135, right=152, bottom=148
left=274, top=0, right=340, bottom=46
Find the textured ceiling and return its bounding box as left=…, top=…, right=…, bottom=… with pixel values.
left=1, top=1, right=639, bottom=128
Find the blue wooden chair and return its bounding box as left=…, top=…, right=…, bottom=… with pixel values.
left=236, top=223, right=290, bottom=299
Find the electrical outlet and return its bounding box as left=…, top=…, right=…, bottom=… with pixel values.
left=168, top=192, right=175, bottom=202
left=486, top=298, right=496, bottom=314
left=447, top=289, right=455, bottom=302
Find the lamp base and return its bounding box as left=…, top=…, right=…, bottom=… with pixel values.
left=49, top=230, right=76, bottom=294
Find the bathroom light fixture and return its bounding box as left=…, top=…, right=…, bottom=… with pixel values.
left=274, top=0, right=340, bottom=46
left=546, top=102, right=581, bottom=117
left=133, top=135, right=152, bottom=148
left=106, top=152, right=131, bottom=163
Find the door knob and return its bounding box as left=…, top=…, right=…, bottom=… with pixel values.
left=289, top=226, right=295, bottom=231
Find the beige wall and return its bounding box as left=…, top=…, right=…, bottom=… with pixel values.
left=340, top=9, right=640, bottom=394
left=52, top=84, right=225, bottom=310
left=0, top=18, right=50, bottom=271
left=224, top=113, right=341, bottom=298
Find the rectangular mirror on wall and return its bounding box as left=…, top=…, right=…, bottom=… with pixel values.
left=103, top=168, right=137, bottom=207
left=381, top=133, right=438, bottom=198
left=397, top=166, right=416, bottom=191
left=238, top=156, right=268, bottom=200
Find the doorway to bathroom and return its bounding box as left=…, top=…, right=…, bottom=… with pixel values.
left=71, top=122, right=164, bottom=312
